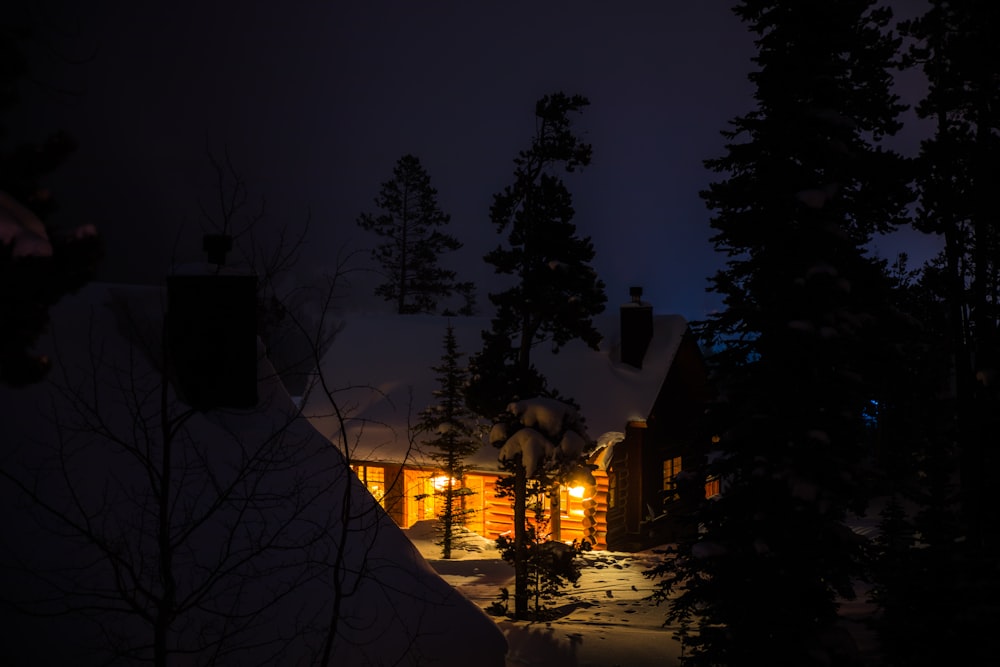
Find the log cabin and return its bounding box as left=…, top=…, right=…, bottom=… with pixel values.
left=302, top=288, right=713, bottom=551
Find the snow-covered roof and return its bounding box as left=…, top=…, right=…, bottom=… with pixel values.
left=302, top=310, right=689, bottom=470
left=0, top=282, right=506, bottom=666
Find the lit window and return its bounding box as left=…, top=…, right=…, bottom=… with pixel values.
left=352, top=465, right=386, bottom=506
left=663, top=457, right=682, bottom=500
left=558, top=485, right=587, bottom=518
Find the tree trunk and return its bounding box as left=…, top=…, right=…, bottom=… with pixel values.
left=443, top=477, right=453, bottom=559
left=398, top=186, right=409, bottom=314
left=549, top=485, right=561, bottom=542
left=968, top=107, right=997, bottom=553
left=156, top=357, right=175, bottom=667
left=513, top=464, right=528, bottom=619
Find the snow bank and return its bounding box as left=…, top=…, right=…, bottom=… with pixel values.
left=0, top=283, right=506, bottom=667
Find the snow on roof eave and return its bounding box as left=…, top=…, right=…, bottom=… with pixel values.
left=302, top=312, right=691, bottom=468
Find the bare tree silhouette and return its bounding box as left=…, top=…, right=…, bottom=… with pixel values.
left=0, top=254, right=505, bottom=667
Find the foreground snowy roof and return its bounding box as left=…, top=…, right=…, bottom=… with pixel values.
left=0, top=283, right=506, bottom=666
left=302, top=311, right=688, bottom=470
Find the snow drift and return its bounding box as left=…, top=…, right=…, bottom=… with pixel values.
left=0, top=283, right=506, bottom=666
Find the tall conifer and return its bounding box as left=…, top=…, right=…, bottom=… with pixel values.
left=467, top=92, right=606, bottom=418
left=647, top=4, right=910, bottom=665
left=357, top=154, right=475, bottom=315
left=865, top=4, right=1000, bottom=663
left=467, top=92, right=605, bottom=620
left=417, top=323, right=480, bottom=559
left=902, top=0, right=1000, bottom=555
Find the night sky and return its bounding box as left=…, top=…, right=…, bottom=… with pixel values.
left=15, top=0, right=938, bottom=321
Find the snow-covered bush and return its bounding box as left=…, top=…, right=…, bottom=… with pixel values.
left=490, top=396, right=594, bottom=620
left=493, top=396, right=592, bottom=479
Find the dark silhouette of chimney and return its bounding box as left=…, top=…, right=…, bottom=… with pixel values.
left=166, top=236, right=258, bottom=410
left=620, top=286, right=653, bottom=369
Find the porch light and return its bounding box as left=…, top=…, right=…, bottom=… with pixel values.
left=432, top=476, right=456, bottom=490
left=568, top=486, right=585, bottom=499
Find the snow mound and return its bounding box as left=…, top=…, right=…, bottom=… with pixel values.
left=0, top=283, right=507, bottom=667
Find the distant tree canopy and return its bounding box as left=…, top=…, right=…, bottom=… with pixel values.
left=357, top=154, right=474, bottom=315
left=467, top=93, right=606, bottom=419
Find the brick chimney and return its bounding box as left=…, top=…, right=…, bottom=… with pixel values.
left=166, top=236, right=258, bottom=410
left=620, top=286, right=653, bottom=369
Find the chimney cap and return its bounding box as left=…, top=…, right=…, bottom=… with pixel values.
left=629, top=286, right=643, bottom=302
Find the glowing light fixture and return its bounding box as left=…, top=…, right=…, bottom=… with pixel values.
left=432, top=476, right=456, bottom=490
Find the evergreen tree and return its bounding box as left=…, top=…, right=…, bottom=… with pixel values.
left=645, top=4, right=910, bottom=665
left=467, top=92, right=606, bottom=417
left=357, top=154, right=474, bottom=315
left=489, top=397, right=592, bottom=621
left=417, top=323, right=481, bottom=559
left=864, top=256, right=966, bottom=667
left=901, top=0, right=1000, bottom=557
left=863, top=5, right=1000, bottom=663
left=466, top=92, right=606, bottom=620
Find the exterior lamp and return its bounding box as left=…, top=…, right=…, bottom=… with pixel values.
left=432, top=476, right=456, bottom=491
left=564, top=463, right=598, bottom=502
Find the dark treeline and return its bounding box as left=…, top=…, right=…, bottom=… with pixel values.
left=646, top=2, right=999, bottom=666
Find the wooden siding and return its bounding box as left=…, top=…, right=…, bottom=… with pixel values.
left=343, top=467, right=612, bottom=552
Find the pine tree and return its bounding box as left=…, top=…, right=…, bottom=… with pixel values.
left=901, top=0, right=1000, bottom=557
left=417, top=323, right=481, bottom=559
left=864, top=257, right=966, bottom=667
left=864, top=5, right=1000, bottom=663
left=357, top=154, right=475, bottom=315
left=467, top=92, right=606, bottom=417
left=466, top=92, right=606, bottom=620
left=645, top=4, right=910, bottom=665
left=489, top=397, right=592, bottom=620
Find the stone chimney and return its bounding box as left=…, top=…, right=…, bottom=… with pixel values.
left=620, top=286, right=653, bottom=369
left=166, top=235, right=258, bottom=410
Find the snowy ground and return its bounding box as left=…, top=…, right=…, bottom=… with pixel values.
left=404, top=521, right=682, bottom=667
left=404, top=520, right=880, bottom=667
